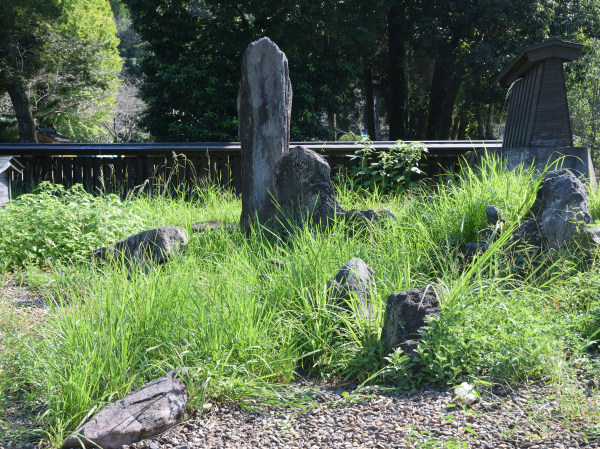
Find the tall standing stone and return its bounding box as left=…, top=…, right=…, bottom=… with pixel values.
left=239, top=37, right=292, bottom=230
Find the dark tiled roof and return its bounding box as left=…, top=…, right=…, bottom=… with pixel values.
left=36, top=127, right=75, bottom=143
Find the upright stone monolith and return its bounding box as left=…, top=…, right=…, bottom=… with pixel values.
left=239, top=37, right=292, bottom=230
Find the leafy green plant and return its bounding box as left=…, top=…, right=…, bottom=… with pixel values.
left=338, top=134, right=428, bottom=194
left=0, top=182, right=145, bottom=268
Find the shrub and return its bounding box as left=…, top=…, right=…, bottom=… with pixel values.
left=338, top=134, right=427, bottom=194
left=0, top=182, right=145, bottom=268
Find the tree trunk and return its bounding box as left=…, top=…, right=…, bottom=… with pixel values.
left=387, top=6, right=408, bottom=140
left=485, top=104, right=495, bottom=139
left=426, top=57, right=461, bottom=140
left=363, top=67, right=376, bottom=139
left=7, top=78, right=37, bottom=143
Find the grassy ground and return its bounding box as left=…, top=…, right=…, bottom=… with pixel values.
left=1, top=156, right=600, bottom=447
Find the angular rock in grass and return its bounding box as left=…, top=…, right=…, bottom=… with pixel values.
left=341, top=208, right=396, bottom=228
left=463, top=241, right=490, bottom=260
left=239, top=37, right=292, bottom=231
left=485, top=205, right=504, bottom=227
left=92, top=226, right=188, bottom=268
left=515, top=169, right=592, bottom=249
left=191, top=220, right=235, bottom=233
left=383, top=285, right=442, bottom=357
left=62, top=371, right=187, bottom=449
left=327, top=258, right=375, bottom=318
left=584, top=227, right=600, bottom=247
left=274, top=146, right=343, bottom=229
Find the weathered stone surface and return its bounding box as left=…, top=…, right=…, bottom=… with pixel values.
left=92, top=226, right=188, bottom=268
left=341, top=208, right=396, bottom=227
left=62, top=371, right=187, bottom=449
left=274, top=146, right=342, bottom=227
left=383, top=285, right=442, bottom=356
left=485, top=205, right=504, bottom=226
left=239, top=37, right=292, bottom=230
left=516, top=169, right=591, bottom=249
left=327, top=258, right=375, bottom=317
left=584, top=227, right=600, bottom=247
left=463, top=242, right=490, bottom=260
left=191, top=221, right=235, bottom=233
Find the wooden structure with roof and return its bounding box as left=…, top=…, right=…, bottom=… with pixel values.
left=0, top=157, right=23, bottom=207
left=496, top=37, right=596, bottom=185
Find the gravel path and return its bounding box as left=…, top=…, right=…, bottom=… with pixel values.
left=126, top=382, right=599, bottom=449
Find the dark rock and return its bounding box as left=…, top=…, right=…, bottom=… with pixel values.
left=191, top=221, right=235, bottom=233
left=62, top=371, right=188, bottom=449
left=383, top=285, right=442, bottom=357
left=327, top=258, right=375, bottom=317
left=341, top=209, right=396, bottom=227
left=463, top=242, right=490, bottom=260
left=516, top=169, right=591, bottom=249
left=92, top=226, right=188, bottom=268
left=513, top=219, right=543, bottom=247
left=274, top=146, right=342, bottom=228
left=485, top=205, right=504, bottom=226
left=239, top=37, right=292, bottom=230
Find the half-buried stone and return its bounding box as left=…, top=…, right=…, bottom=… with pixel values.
left=327, top=258, right=375, bottom=318
left=514, top=169, right=592, bottom=249
left=62, top=371, right=187, bottom=449
left=274, top=146, right=342, bottom=229
left=383, top=284, right=442, bottom=358
left=92, top=226, right=188, bottom=272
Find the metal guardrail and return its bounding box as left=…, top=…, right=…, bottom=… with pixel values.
left=0, top=140, right=502, bottom=156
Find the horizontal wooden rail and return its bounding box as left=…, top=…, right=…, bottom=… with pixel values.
left=0, top=140, right=502, bottom=156
left=4, top=140, right=502, bottom=197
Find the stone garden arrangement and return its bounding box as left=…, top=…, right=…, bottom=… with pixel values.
left=63, top=37, right=600, bottom=449
left=1, top=37, right=598, bottom=449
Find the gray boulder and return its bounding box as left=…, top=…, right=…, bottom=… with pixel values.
left=92, top=226, right=188, bottom=268
left=327, top=258, right=375, bottom=317
left=274, top=146, right=343, bottom=228
left=62, top=371, right=187, bottom=449
left=463, top=242, right=490, bottom=260
left=341, top=208, right=396, bottom=227
left=485, top=205, right=504, bottom=227
left=191, top=220, right=235, bottom=233
left=383, top=285, right=442, bottom=357
left=239, top=37, right=292, bottom=230
left=516, top=169, right=591, bottom=249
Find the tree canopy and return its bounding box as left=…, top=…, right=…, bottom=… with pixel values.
left=120, top=0, right=600, bottom=143
left=0, top=0, right=122, bottom=142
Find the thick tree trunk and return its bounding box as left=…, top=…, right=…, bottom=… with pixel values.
left=387, top=6, right=408, bottom=140
left=363, top=67, right=376, bottom=139
left=7, top=79, right=37, bottom=142
left=426, top=58, right=461, bottom=140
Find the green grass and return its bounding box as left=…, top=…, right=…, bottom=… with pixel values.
left=1, top=155, right=600, bottom=447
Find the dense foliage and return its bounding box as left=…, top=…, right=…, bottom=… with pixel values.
left=0, top=0, right=122, bottom=142
left=118, top=0, right=600, bottom=143
left=337, top=134, right=428, bottom=194
left=0, top=183, right=144, bottom=269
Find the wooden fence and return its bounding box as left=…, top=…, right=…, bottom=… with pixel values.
left=0, top=140, right=501, bottom=196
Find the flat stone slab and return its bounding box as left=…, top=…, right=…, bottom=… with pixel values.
left=63, top=371, right=188, bottom=449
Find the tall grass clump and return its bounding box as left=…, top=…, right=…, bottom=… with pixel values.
left=3, top=155, right=600, bottom=447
